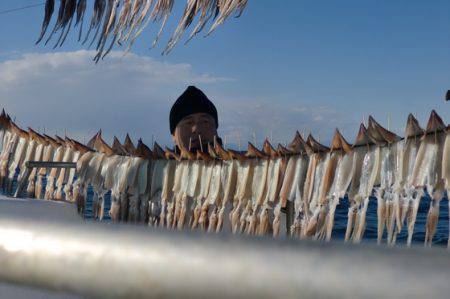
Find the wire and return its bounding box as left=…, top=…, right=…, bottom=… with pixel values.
left=0, top=2, right=45, bottom=16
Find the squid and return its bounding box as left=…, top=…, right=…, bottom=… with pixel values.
left=2, top=107, right=450, bottom=247
left=34, top=135, right=55, bottom=199
left=135, top=139, right=153, bottom=223
left=62, top=139, right=85, bottom=202
left=442, top=126, right=449, bottom=248
left=44, top=0, right=68, bottom=45
left=204, top=152, right=222, bottom=233
left=36, top=0, right=56, bottom=44
left=94, top=0, right=121, bottom=63
left=281, top=132, right=309, bottom=238
left=103, top=0, right=132, bottom=57
left=148, top=0, right=174, bottom=48
left=55, top=0, right=78, bottom=48
left=315, top=129, right=354, bottom=241
left=242, top=143, right=268, bottom=235
left=186, top=150, right=207, bottom=231
left=366, top=117, right=401, bottom=245
left=14, top=129, right=38, bottom=198
left=190, top=151, right=211, bottom=230
left=37, top=0, right=248, bottom=59
left=25, top=130, right=46, bottom=198
left=44, top=136, right=65, bottom=200
left=65, top=139, right=91, bottom=202
left=391, top=114, right=424, bottom=245
left=126, top=156, right=148, bottom=223
left=163, top=0, right=199, bottom=54
left=302, top=135, right=330, bottom=238
left=0, top=120, right=18, bottom=189
left=259, top=140, right=284, bottom=237
left=102, top=152, right=125, bottom=220
left=109, top=154, right=129, bottom=222
left=74, top=150, right=95, bottom=214
left=112, top=136, right=129, bottom=155
left=54, top=138, right=76, bottom=200
left=214, top=143, right=237, bottom=233
left=86, top=152, right=108, bottom=218
left=346, top=124, right=381, bottom=243
left=151, top=148, right=173, bottom=226
left=120, top=0, right=146, bottom=43
left=123, top=0, right=156, bottom=54
left=124, top=139, right=152, bottom=223
left=5, top=124, right=29, bottom=195
left=117, top=156, right=133, bottom=222
left=185, top=0, right=217, bottom=44
left=152, top=144, right=174, bottom=226
left=228, top=149, right=254, bottom=234
left=91, top=134, right=115, bottom=219
left=167, top=147, right=188, bottom=229
left=0, top=113, right=7, bottom=154
left=165, top=148, right=183, bottom=227
left=206, top=0, right=246, bottom=36
left=75, top=0, right=88, bottom=41
left=188, top=150, right=210, bottom=230
left=83, top=0, right=107, bottom=45
left=171, top=148, right=197, bottom=229
left=411, top=111, right=447, bottom=246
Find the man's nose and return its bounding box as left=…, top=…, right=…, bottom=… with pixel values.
left=191, top=122, right=200, bottom=134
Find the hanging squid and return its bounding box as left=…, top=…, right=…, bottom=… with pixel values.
left=1, top=107, right=449, bottom=248
left=411, top=111, right=447, bottom=246
left=37, top=0, right=249, bottom=60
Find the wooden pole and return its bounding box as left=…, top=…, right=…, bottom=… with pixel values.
left=237, top=131, right=241, bottom=151
left=198, top=135, right=203, bottom=152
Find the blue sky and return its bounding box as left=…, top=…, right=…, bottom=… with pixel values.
left=0, top=1, right=449, bottom=147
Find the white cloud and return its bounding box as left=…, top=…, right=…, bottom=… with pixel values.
left=0, top=50, right=348, bottom=149
left=0, top=50, right=234, bottom=146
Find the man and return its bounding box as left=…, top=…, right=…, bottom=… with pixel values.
left=170, top=86, right=220, bottom=152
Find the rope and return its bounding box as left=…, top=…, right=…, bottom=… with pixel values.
left=0, top=2, right=45, bottom=15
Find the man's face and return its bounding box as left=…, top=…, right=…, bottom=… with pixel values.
left=172, top=113, right=217, bottom=152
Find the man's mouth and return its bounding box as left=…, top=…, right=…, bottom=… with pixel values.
left=189, top=138, right=210, bottom=152
left=190, top=139, right=200, bottom=147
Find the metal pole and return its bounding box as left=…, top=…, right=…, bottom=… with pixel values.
left=25, top=161, right=77, bottom=169
left=0, top=215, right=449, bottom=299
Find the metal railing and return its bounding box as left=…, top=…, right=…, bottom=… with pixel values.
left=25, top=161, right=77, bottom=169
left=0, top=212, right=449, bottom=299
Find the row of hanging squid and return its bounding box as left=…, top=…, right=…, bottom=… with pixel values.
left=36, top=0, right=249, bottom=61
left=0, top=109, right=449, bottom=247
left=0, top=112, right=87, bottom=203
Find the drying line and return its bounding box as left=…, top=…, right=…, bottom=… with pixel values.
left=0, top=2, right=45, bottom=16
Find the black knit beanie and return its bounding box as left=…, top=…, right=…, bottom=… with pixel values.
left=169, top=86, right=218, bottom=134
